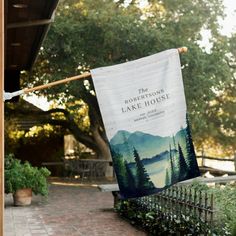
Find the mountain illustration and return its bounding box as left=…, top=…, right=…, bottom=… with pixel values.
left=110, top=130, right=131, bottom=145
left=109, top=120, right=199, bottom=198
left=110, top=130, right=186, bottom=161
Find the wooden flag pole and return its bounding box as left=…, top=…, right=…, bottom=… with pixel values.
left=22, top=47, right=187, bottom=94
left=24, top=72, right=91, bottom=93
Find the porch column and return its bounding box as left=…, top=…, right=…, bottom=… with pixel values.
left=0, top=0, right=4, bottom=234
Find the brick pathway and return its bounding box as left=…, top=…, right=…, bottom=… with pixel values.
left=4, top=182, right=146, bottom=236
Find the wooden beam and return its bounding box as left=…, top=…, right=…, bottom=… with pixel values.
left=197, top=155, right=234, bottom=162
left=7, top=19, right=53, bottom=29
left=0, top=0, right=4, bottom=234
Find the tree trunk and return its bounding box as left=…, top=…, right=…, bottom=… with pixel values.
left=92, top=127, right=113, bottom=178
left=92, top=127, right=111, bottom=160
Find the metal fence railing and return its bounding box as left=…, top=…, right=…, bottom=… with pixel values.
left=113, top=168, right=236, bottom=235
left=123, top=185, right=214, bottom=234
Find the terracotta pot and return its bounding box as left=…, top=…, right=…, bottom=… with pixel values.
left=13, top=188, right=32, bottom=206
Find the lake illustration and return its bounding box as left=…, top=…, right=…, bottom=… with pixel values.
left=109, top=116, right=200, bottom=198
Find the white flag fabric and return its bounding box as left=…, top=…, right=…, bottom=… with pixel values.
left=91, top=49, right=200, bottom=199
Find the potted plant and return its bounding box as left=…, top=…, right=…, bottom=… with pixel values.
left=5, top=154, right=51, bottom=206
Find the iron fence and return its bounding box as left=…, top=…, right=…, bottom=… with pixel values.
left=122, top=185, right=214, bottom=235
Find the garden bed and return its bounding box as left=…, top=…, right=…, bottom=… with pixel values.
left=115, top=182, right=236, bottom=235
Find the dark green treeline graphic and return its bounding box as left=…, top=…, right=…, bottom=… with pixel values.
left=134, top=148, right=155, bottom=190
left=110, top=147, right=155, bottom=198
left=109, top=114, right=200, bottom=199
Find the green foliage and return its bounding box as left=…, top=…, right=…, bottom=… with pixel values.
left=116, top=182, right=236, bottom=235
left=5, top=154, right=51, bottom=196
left=187, top=182, right=236, bottom=235
left=189, top=180, right=209, bottom=192
left=116, top=198, right=211, bottom=235
left=209, top=185, right=236, bottom=235
left=23, top=0, right=236, bottom=155
left=4, top=104, right=63, bottom=156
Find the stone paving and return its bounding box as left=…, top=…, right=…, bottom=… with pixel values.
left=4, top=181, right=147, bottom=236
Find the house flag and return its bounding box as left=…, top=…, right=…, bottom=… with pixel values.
left=91, top=49, right=200, bottom=199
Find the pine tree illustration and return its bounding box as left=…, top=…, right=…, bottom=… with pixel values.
left=133, top=148, right=155, bottom=190
left=124, top=161, right=136, bottom=193
left=122, top=132, right=133, bottom=162
left=169, top=144, right=176, bottom=183
left=110, top=148, right=129, bottom=191
left=185, top=114, right=200, bottom=177
left=172, top=135, right=177, bottom=150
left=178, top=143, right=188, bottom=181
left=165, top=168, right=170, bottom=186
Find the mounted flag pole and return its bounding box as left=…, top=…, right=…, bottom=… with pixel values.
left=3, top=47, right=187, bottom=101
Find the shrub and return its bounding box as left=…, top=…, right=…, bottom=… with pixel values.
left=5, top=154, right=51, bottom=196
left=115, top=182, right=236, bottom=235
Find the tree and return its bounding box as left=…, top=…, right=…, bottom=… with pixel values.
left=177, top=144, right=188, bottom=181
left=124, top=160, right=136, bottom=193
left=110, top=148, right=128, bottom=190
left=19, top=0, right=235, bottom=158
left=165, top=168, right=170, bottom=186
left=133, top=148, right=154, bottom=190
left=185, top=114, right=200, bottom=177
left=169, top=144, right=176, bottom=183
